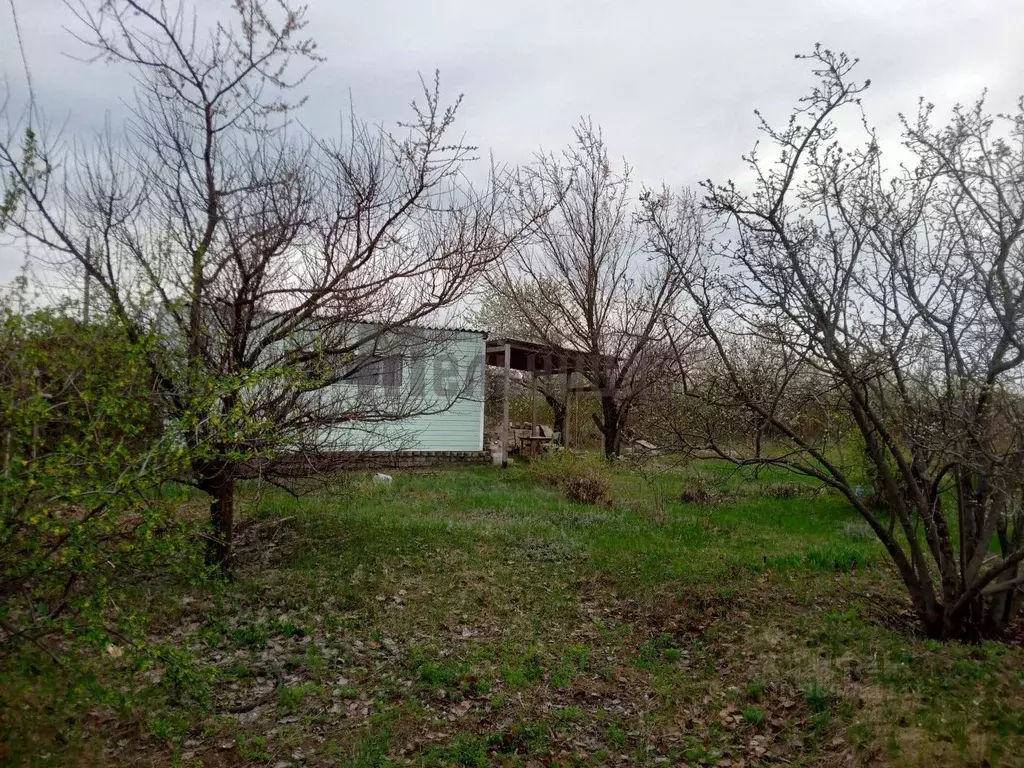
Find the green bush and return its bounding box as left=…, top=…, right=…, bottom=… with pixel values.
left=0, top=300, right=202, bottom=647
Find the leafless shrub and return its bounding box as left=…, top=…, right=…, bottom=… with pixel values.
left=559, top=468, right=613, bottom=506
left=759, top=483, right=810, bottom=500
left=680, top=486, right=718, bottom=506
left=530, top=452, right=613, bottom=506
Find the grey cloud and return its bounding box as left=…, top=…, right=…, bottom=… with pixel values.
left=3, top=0, right=1023, bottom=283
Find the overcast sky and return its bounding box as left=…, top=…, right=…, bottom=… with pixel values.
left=2, top=0, right=1023, bottom=284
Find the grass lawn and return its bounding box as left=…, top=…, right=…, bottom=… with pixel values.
left=3, top=460, right=1023, bottom=767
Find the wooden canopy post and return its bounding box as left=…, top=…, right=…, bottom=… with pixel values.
left=530, top=371, right=538, bottom=437
left=501, top=343, right=511, bottom=468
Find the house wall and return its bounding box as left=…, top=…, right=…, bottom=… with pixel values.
left=316, top=329, right=486, bottom=453
left=372, top=331, right=485, bottom=452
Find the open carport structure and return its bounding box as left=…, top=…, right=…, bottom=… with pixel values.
left=484, top=337, right=617, bottom=467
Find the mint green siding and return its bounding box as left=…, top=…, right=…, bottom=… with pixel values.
left=317, top=329, right=485, bottom=453
left=374, top=332, right=484, bottom=451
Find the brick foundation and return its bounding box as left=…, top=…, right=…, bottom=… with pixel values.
left=348, top=450, right=491, bottom=470
left=240, top=450, right=491, bottom=477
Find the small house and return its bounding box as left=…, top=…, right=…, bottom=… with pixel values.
left=267, top=324, right=616, bottom=471
left=296, top=323, right=490, bottom=468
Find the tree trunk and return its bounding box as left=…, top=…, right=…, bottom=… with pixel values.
left=542, top=392, right=566, bottom=439
left=600, top=394, right=620, bottom=459
left=909, top=585, right=1023, bottom=642
left=199, top=461, right=236, bottom=572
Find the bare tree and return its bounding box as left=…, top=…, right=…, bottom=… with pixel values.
left=648, top=47, right=1024, bottom=640
left=497, top=120, right=705, bottom=457
left=468, top=282, right=571, bottom=437
left=0, top=0, right=530, bottom=569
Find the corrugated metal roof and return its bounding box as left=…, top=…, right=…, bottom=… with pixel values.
left=401, top=322, right=489, bottom=337
left=182, top=302, right=490, bottom=336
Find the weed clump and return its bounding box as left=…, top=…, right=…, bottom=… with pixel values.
left=678, top=471, right=734, bottom=506
left=560, top=469, right=612, bottom=505
left=759, top=482, right=807, bottom=499
left=680, top=486, right=718, bottom=505
left=529, top=452, right=613, bottom=506
left=679, top=474, right=721, bottom=505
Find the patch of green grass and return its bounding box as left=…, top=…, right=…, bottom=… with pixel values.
left=449, top=732, right=488, bottom=766
left=236, top=733, right=271, bottom=761
left=230, top=622, right=270, bottom=649
left=604, top=720, right=628, bottom=748
left=414, top=659, right=465, bottom=689
left=220, top=662, right=254, bottom=680
left=550, top=644, right=590, bottom=688
left=151, top=644, right=214, bottom=706
left=278, top=682, right=321, bottom=713
left=147, top=712, right=189, bottom=744
left=344, top=728, right=393, bottom=768
left=553, top=705, right=588, bottom=723
left=804, top=681, right=831, bottom=713
left=636, top=633, right=682, bottom=669
left=742, top=706, right=765, bottom=726
left=488, top=719, right=548, bottom=755
left=408, top=647, right=489, bottom=696
left=682, top=742, right=722, bottom=765
left=7, top=464, right=1024, bottom=767
left=499, top=648, right=544, bottom=688
left=805, top=545, right=866, bottom=572
left=228, top=615, right=307, bottom=650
